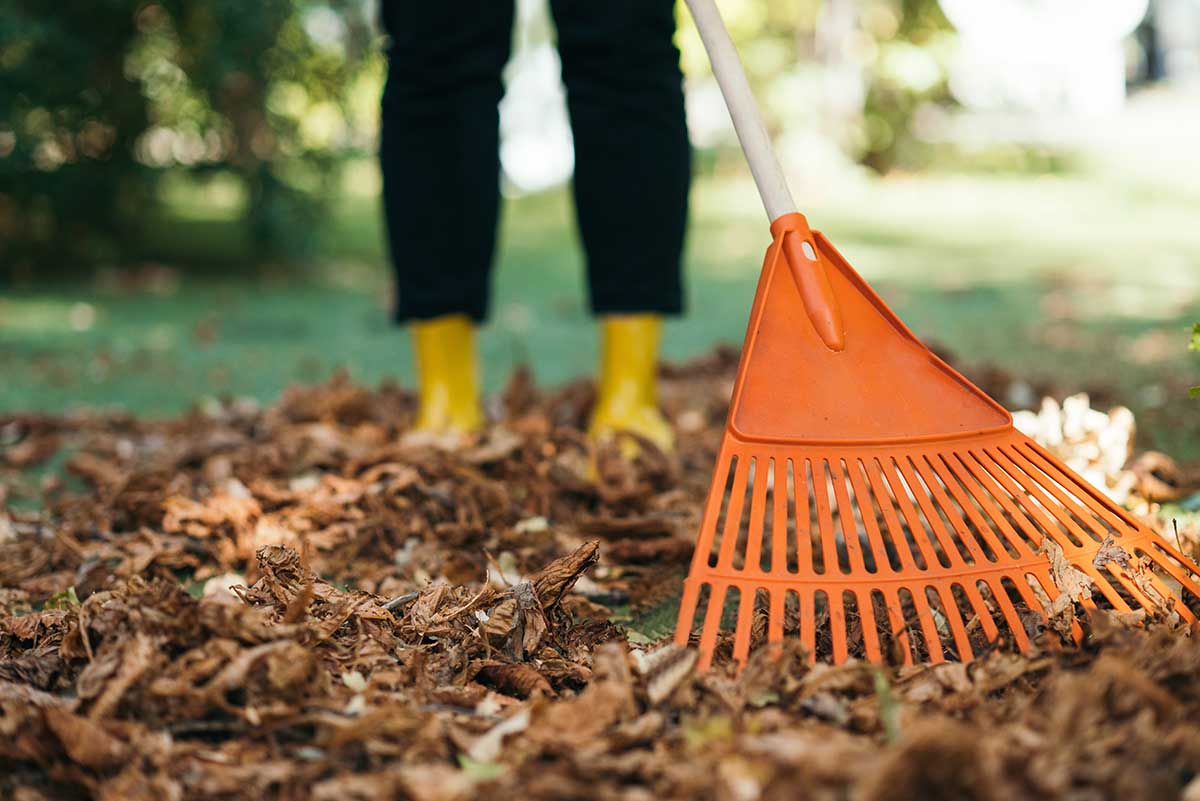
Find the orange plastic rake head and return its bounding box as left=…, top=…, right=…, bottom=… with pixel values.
left=676, top=0, right=1200, bottom=670
left=674, top=212, right=1200, bottom=670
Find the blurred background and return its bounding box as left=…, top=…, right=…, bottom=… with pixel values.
left=2, top=0, right=1199, bottom=454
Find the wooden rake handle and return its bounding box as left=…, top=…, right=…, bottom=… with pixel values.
left=684, top=0, right=794, bottom=220
left=684, top=0, right=845, bottom=351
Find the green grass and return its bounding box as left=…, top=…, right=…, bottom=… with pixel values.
left=3, top=89, right=1199, bottom=456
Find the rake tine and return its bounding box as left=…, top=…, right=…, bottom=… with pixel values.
left=1154, top=577, right=1195, bottom=623
left=957, top=452, right=1048, bottom=553
left=793, top=459, right=814, bottom=575
left=715, top=457, right=752, bottom=570
left=857, top=590, right=883, bottom=663
left=1139, top=544, right=1200, bottom=605
left=1021, top=440, right=1141, bottom=534
left=845, top=459, right=898, bottom=574
left=876, top=458, right=941, bottom=570
left=689, top=451, right=732, bottom=575
left=927, top=454, right=1014, bottom=562
left=942, top=452, right=1035, bottom=558
left=798, top=590, right=816, bottom=663
left=812, top=460, right=840, bottom=575
left=999, top=444, right=1109, bottom=543
left=884, top=593, right=914, bottom=666
left=912, top=457, right=994, bottom=565
left=1078, top=563, right=1134, bottom=614
left=770, top=458, right=790, bottom=576
left=830, top=591, right=849, bottom=663
left=1030, top=568, right=1084, bottom=642
left=974, top=450, right=1082, bottom=549
left=733, top=588, right=757, bottom=664
left=862, top=459, right=922, bottom=572
left=1062, top=581, right=1086, bottom=641
left=1012, top=571, right=1065, bottom=641
left=932, top=584, right=974, bottom=661
left=875, top=591, right=909, bottom=664
left=743, top=460, right=770, bottom=572
left=898, top=456, right=977, bottom=566
left=829, top=459, right=869, bottom=574
left=908, top=586, right=946, bottom=664
left=697, top=583, right=728, bottom=671
left=959, top=581, right=1000, bottom=644
left=989, top=447, right=1096, bottom=546
left=768, top=588, right=785, bottom=643
left=983, top=579, right=1032, bottom=652
left=1131, top=554, right=1197, bottom=623
left=675, top=579, right=704, bottom=647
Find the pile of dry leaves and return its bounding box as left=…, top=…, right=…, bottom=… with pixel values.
left=3, top=351, right=1200, bottom=801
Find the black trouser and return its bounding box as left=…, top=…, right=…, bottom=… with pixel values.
left=380, top=0, right=690, bottom=323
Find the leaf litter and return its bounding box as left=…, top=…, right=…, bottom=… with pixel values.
left=3, top=350, right=1200, bottom=800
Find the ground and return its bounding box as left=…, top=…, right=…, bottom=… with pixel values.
left=2, top=356, right=1200, bottom=801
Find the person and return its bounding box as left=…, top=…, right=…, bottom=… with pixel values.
left=379, top=0, right=691, bottom=452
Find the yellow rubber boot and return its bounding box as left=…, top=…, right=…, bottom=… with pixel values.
left=588, top=314, right=674, bottom=455
left=410, top=314, right=483, bottom=434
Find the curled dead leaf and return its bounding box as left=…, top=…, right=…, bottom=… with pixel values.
left=1131, top=451, right=1187, bottom=503
left=475, top=662, right=552, bottom=699
left=633, top=643, right=697, bottom=706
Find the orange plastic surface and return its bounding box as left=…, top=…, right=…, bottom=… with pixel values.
left=675, top=214, right=1200, bottom=670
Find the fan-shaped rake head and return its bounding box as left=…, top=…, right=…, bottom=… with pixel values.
left=674, top=215, right=1200, bottom=670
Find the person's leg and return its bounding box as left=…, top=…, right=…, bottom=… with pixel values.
left=380, top=0, right=514, bottom=433
left=549, top=0, right=690, bottom=452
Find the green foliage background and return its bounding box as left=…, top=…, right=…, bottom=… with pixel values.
left=0, top=0, right=951, bottom=274
left=1, top=0, right=379, bottom=272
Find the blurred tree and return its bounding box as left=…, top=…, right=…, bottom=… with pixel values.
left=1190, top=322, right=1199, bottom=399
left=1, top=1, right=152, bottom=269
left=1, top=0, right=955, bottom=277
left=677, top=0, right=955, bottom=174
left=0, top=0, right=378, bottom=275
left=156, top=0, right=376, bottom=254
left=859, top=0, right=954, bottom=171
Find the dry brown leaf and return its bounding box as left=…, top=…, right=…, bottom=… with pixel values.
left=1092, top=536, right=1176, bottom=617
left=633, top=643, right=697, bottom=706
left=529, top=540, right=600, bottom=608
left=532, top=643, right=636, bottom=752
left=43, top=707, right=130, bottom=769
left=1042, top=537, right=1093, bottom=603
left=1093, top=535, right=1134, bottom=571
left=467, top=707, right=531, bottom=763
left=475, top=663, right=552, bottom=699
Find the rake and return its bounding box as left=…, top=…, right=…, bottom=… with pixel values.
left=675, top=0, right=1200, bottom=670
